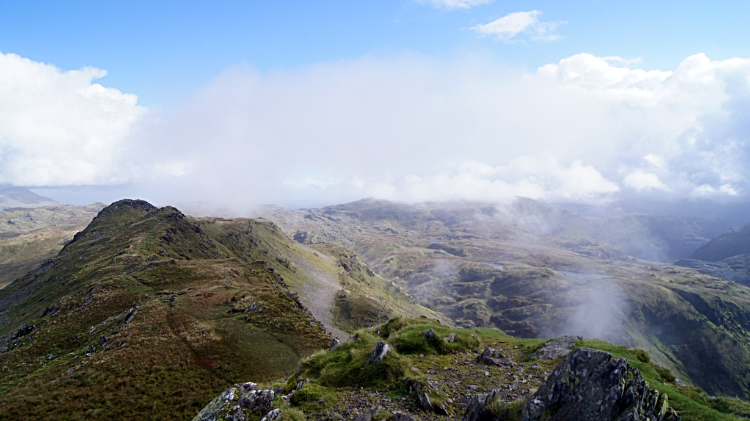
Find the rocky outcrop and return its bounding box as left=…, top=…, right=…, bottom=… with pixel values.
left=522, top=347, right=680, bottom=421
left=531, top=335, right=580, bottom=361
left=193, top=382, right=275, bottom=421
left=463, top=347, right=680, bottom=421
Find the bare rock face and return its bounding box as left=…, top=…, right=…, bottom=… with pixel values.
left=531, top=335, right=581, bottom=361
left=193, top=382, right=275, bottom=421
left=366, top=341, right=391, bottom=366
left=521, top=347, right=680, bottom=421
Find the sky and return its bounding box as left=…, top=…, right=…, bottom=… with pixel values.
left=1, top=0, right=750, bottom=216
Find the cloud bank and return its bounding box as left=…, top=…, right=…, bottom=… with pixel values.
left=2, top=51, right=750, bottom=211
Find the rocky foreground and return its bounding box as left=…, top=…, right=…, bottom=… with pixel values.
left=195, top=324, right=681, bottom=421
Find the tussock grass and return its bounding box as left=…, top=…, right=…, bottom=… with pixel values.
left=385, top=318, right=481, bottom=355
left=296, top=331, right=410, bottom=387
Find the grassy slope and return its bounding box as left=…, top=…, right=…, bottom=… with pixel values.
left=0, top=203, right=104, bottom=288
left=0, top=201, right=332, bottom=420
left=0, top=231, right=77, bottom=288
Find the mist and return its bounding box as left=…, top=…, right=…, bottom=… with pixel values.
left=3, top=51, right=750, bottom=216
left=550, top=279, right=630, bottom=344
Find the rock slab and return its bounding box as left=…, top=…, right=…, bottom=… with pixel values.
left=521, top=347, right=680, bottom=421
left=531, top=335, right=580, bottom=361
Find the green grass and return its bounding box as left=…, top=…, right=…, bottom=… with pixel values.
left=296, top=331, right=410, bottom=387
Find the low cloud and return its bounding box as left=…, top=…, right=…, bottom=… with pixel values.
left=471, top=11, right=564, bottom=42
left=2, top=51, right=750, bottom=210
left=416, top=0, right=493, bottom=10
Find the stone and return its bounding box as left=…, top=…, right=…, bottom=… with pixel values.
left=193, top=382, right=275, bottom=421
left=444, top=333, right=457, bottom=343
left=261, top=408, right=281, bottom=421
left=392, top=412, right=415, bottom=421
left=417, top=392, right=433, bottom=412
left=421, top=328, right=437, bottom=339
left=366, top=341, right=391, bottom=366
left=463, top=389, right=506, bottom=421
left=531, top=335, right=580, bottom=361
left=355, top=405, right=384, bottom=421
left=477, top=347, right=514, bottom=367
left=521, top=347, right=681, bottom=421
left=329, top=338, right=340, bottom=350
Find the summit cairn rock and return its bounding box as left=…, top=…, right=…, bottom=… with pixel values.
left=366, top=341, right=391, bottom=366
left=531, top=335, right=580, bottom=361
left=521, top=347, right=680, bottom=421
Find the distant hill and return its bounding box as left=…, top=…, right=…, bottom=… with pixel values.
left=0, top=187, right=59, bottom=209
left=690, top=223, right=750, bottom=262
left=0, top=203, right=106, bottom=288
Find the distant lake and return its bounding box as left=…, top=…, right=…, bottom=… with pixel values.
left=558, top=271, right=612, bottom=279
left=480, top=261, right=504, bottom=269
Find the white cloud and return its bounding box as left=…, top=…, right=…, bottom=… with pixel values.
left=0, top=52, right=145, bottom=186
left=416, top=0, right=493, bottom=10
left=4, top=50, right=750, bottom=210
left=471, top=11, right=564, bottom=42
left=623, top=170, right=670, bottom=192
left=364, top=158, right=619, bottom=204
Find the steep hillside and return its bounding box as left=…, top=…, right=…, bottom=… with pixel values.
left=0, top=200, right=437, bottom=420
left=257, top=198, right=750, bottom=399
left=0, top=203, right=105, bottom=288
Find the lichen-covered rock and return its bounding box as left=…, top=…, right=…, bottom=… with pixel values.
left=531, top=335, right=580, bottom=361
left=476, top=347, right=514, bottom=367
left=521, top=347, right=680, bottom=421
left=366, top=341, right=391, bottom=366
left=193, top=382, right=275, bottom=421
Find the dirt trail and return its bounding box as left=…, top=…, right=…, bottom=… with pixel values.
left=292, top=244, right=349, bottom=341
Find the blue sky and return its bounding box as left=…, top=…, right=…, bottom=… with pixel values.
left=4, top=1, right=749, bottom=106
left=2, top=1, right=750, bottom=214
